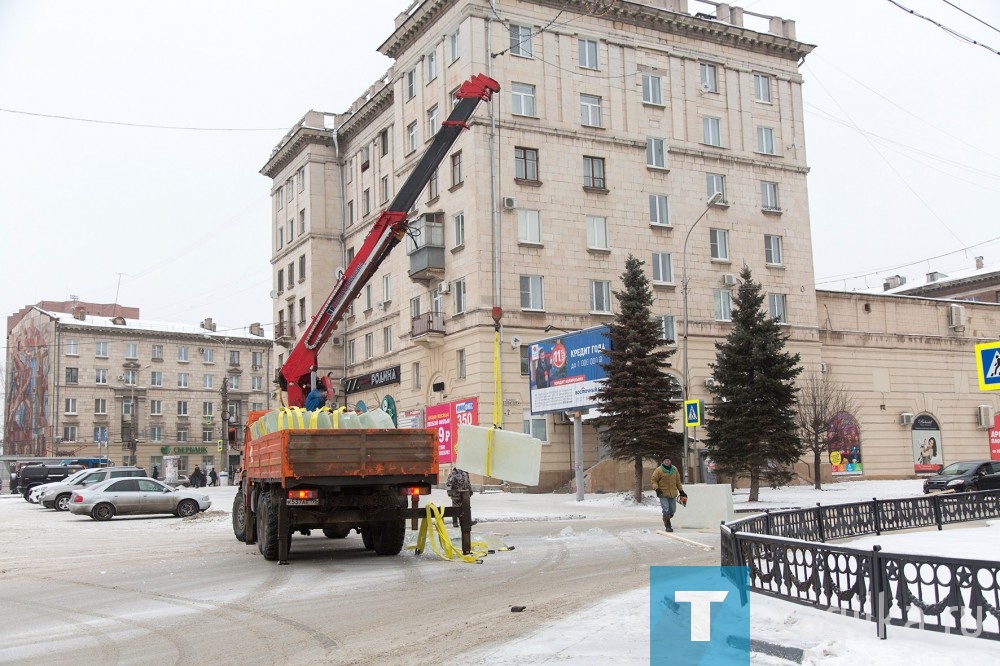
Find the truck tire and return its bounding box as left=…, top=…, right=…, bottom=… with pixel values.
left=323, top=526, right=352, bottom=539
left=232, top=489, right=247, bottom=542
left=370, top=518, right=406, bottom=556
left=257, top=491, right=280, bottom=561
left=361, top=528, right=375, bottom=551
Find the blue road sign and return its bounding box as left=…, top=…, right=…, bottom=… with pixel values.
left=684, top=399, right=702, bottom=428
left=976, top=341, right=1000, bottom=391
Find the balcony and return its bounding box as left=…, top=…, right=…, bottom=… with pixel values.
left=274, top=322, right=295, bottom=348
left=411, top=312, right=445, bottom=347
left=406, top=213, right=445, bottom=283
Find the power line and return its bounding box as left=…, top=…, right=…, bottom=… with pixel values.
left=885, top=0, right=1000, bottom=56
left=0, top=107, right=287, bottom=132
left=939, top=0, right=1000, bottom=35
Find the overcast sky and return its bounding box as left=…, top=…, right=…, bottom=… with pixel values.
left=2, top=0, right=998, bottom=335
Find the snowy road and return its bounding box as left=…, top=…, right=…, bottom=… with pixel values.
left=0, top=487, right=716, bottom=665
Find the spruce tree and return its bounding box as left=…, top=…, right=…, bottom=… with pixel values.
left=592, top=255, right=682, bottom=501
left=703, top=266, right=803, bottom=501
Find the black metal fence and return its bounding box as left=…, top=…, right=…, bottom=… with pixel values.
left=721, top=490, right=1000, bottom=641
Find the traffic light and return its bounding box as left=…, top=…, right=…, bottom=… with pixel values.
left=217, top=439, right=224, bottom=452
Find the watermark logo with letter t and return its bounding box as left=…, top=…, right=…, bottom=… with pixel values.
left=650, top=566, right=750, bottom=665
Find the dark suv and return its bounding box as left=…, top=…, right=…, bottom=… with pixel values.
left=922, top=460, right=1000, bottom=494
left=15, top=464, right=85, bottom=499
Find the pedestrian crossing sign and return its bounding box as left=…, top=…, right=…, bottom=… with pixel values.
left=976, top=341, right=1000, bottom=391
left=683, top=399, right=702, bottom=428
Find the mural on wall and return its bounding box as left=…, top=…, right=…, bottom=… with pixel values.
left=911, top=414, right=944, bottom=473
left=4, top=316, right=51, bottom=455
left=827, top=411, right=862, bottom=475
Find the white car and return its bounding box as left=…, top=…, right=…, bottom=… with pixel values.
left=69, top=477, right=212, bottom=521
left=39, top=467, right=147, bottom=511
left=28, top=469, right=91, bottom=504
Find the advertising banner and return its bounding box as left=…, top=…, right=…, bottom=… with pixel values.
left=425, top=397, right=479, bottom=464
left=911, top=414, right=943, bottom=474
left=529, top=325, right=609, bottom=415
left=990, top=414, right=1000, bottom=461
left=827, top=411, right=862, bottom=475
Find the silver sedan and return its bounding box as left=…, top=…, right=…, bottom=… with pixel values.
left=68, top=477, right=212, bottom=521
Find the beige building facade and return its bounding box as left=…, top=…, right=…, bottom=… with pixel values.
left=261, top=0, right=999, bottom=490
left=4, top=301, right=273, bottom=477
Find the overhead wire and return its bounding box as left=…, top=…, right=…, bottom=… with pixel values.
left=0, top=107, right=288, bottom=131
left=939, top=0, right=1000, bottom=36
left=884, top=0, right=1000, bottom=56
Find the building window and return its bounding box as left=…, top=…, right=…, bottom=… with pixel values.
left=95, top=341, right=108, bottom=357
left=348, top=339, right=356, bottom=365
left=649, top=194, right=669, bottom=226
left=252, top=351, right=263, bottom=369
left=765, top=235, right=784, bottom=265
left=123, top=398, right=134, bottom=416
left=714, top=289, right=733, bottom=321
left=364, top=284, right=374, bottom=311
left=278, top=269, right=285, bottom=293
left=63, top=426, right=77, bottom=442
left=707, top=173, right=726, bottom=203
left=769, top=293, right=787, bottom=323
left=203, top=374, right=214, bottom=389
left=646, top=138, right=666, bottom=168
left=761, top=182, right=780, bottom=211
left=652, top=252, right=673, bottom=284
left=514, top=147, right=539, bottom=181
left=151, top=371, right=163, bottom=387
left=93, top=398, right=106, bottom=415
left=453, top=212, right=465, bottom=248
left=177, top=373, right=188, bottom=388
left=509, top=24, right=533, bottom=57
left=511, top=83, right=536, bottom=116
left=347, top=200, right=354, bottom=225
left=590, top=280, right=611, bottom=313
left=710, top=228, right=730, bottom=261
left=451, top=151, right=463, bottom=186
left=578, top=38, right=598, bottom=69
left=426, top=50, right=437, bottom=81
left=427, top=105, right=439, bottom=137
left=96, top=369, right=108, bottom=385
left=642, top=73, right=662, bottom=104
left=656, top=315, right=677, bottom=344
left=287, top=218, right=294, bottom=244
left=383, top=274, right=392, bottom=302
left=150, top=425, right=163, bottom=442
left=517, top=209, right=541, bottom=243
left=520, top=346, right=531, bottom=375
left=586, top=216, right=608, bottom=250
left=753, top=73, right=771, bottom=103
left=380, top=175, right=389, bottom=203
left=202, top=428, right=214, bottom=443
left=363, top=188, right=371, bottom=216
left=177, top=401, right=189, bottom=416
left=454, top=278, right=467, bottom=314
left=365, top=333, right=374, bottom=359
left=150, top=400, right=162, bottom=415
left=298, top=254, right=306, bottom=281
left=379, top=128, right=389, bottom=157
left=252, top=375, right=263, bottom=391
left=520, top=275, right=544, bottom=310
left=457, top=349, right=467, bottom=379
left=523, top=413, right=548, bottom=442
left=287, top=261, right=295, bottom=286
left=229, top=350, right=240, bottom=366
left=65, top=367, right=78, bottom=384
left=202, top=401, right=214, bottom=417
left=65, top=339, right=79, bottom=356
left=406, top=122, right=417, bottom=153
left=276, top=186, right=284, bottom=211
left=151, top=344, right=163, bottom=360
left=703, top=116, right=722, bottom=146
left=449, top=29, right=460, bottom=63
left=201, top=347, right=213, bottom=363
left=178, top=345, right=189, bottom=363
left=700, top=63, right=718, bottom=92
left=413, top=362, right=421, bottom=389
left=277, top=226, right=284, bottom=250
left=123, top=369, right=137, bottom=386
left=580, top=94, right=602, bottom=126
left=384, top=326, right=393, bottom=354
left=583, top=156, right=605, bottom=188
left=228, top=374, right=240, bottom=391
left=177, top=429, right=188, bottom=443
left=757, top=126, right=776, bottom=155
left=406, top=68, right=416, bottom=99
left=428, top=168, right=439, bottom=200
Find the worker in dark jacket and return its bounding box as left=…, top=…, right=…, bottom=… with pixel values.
left=305, top=384, right=328, bottom=410
left=651, top=456, right=685, bottom=532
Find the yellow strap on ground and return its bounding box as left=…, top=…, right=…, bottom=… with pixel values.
left=409, top=503, right=487, bottom=563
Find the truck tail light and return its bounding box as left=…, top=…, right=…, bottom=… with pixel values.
left=400, top=484, right=431, bottom=496
left=288, top=489, right=318, bottom=500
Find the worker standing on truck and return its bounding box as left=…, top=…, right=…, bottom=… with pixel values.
left=305, top=384, right=328, bottom=410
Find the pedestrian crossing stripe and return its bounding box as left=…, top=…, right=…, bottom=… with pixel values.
left=975, top=341, right=1000, bottom=391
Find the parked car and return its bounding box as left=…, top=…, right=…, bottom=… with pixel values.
left=162, top=474, right=191, bottom=488
left=922, top=460, right=1000, bottom=494
left=28, top=468, right=92, bottom=503
left=15, top=464, right=85, bottom=499
left=68, top=477, right=212, bottom=521
left=39, top=467, right=147, bottom=511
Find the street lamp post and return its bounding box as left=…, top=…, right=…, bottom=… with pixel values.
left=127, top=363, right=152, bottom=466
left=681, top=192, right=723, bottom=484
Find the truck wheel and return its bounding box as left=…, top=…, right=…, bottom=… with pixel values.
left=55, top=494, right=72, bottom=512
left=257, top=492, right=280, bottom=561
left=232, top=490, right=247, bottom=542
left=371, top=519, right=406, bottom=556
left=361, top=527, right=375, bottom=550
left=323, top=526, right=352, bottom=539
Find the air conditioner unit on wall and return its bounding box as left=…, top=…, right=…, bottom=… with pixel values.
left=948, top=303, right=966, bottom=329
left=704, top=377, right=718, bottom=388
left=331, top=336, right=343, bottom=347
left=721, top=273, right=737, bottom=286
left=502, top=196, right=517, bottom=210
left=978, top=405, right=994, bottom=429
left=438, top=281, right=451, bottom=294
left=900, top=413, right=914, bottom=426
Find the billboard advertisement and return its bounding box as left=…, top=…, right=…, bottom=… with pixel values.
left=426, top=397, right=479, bottom=464
left=529, top=325, right=609, bottom=415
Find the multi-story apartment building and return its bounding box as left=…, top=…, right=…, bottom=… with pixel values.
left=262, top=0, right=817, bottom=489
left=5, top=300, right=273, bottom=477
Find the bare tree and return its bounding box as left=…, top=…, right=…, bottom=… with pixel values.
left=795, top=373, right=858, bottom=489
